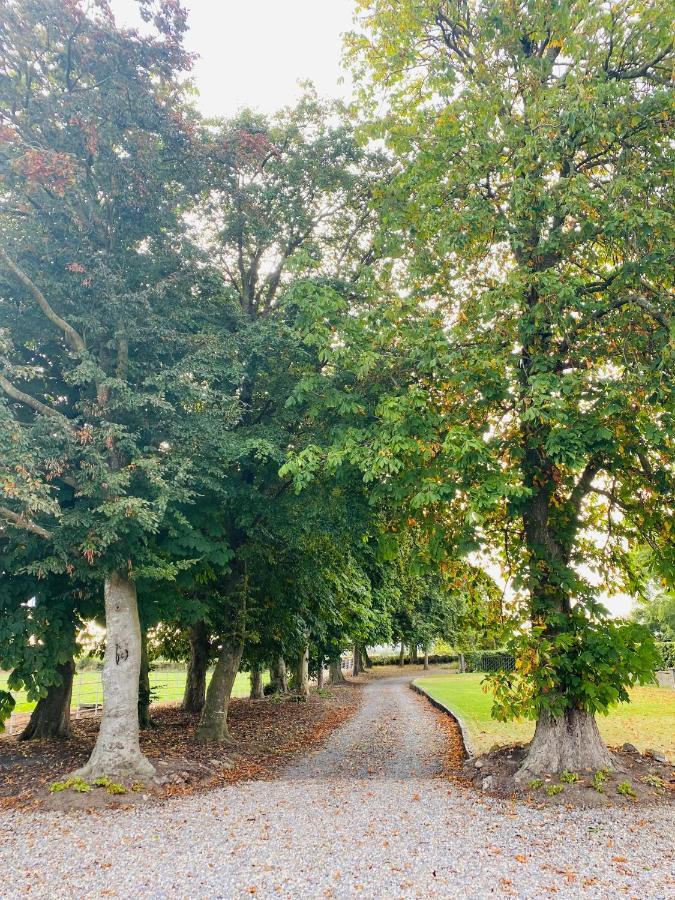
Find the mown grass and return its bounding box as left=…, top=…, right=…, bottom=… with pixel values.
left=1, top=669, right=269, bottom=714
left=415, top=673, right=675, bottom=760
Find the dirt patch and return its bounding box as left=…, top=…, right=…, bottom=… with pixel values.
left=0, top=683, right=362, bottom=811
left=462, top=743, right=674, bottom=808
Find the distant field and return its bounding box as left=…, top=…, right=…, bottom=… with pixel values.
left=415, top=673, right=675, bottom=760
left=1, top=669, right=268, bottom=714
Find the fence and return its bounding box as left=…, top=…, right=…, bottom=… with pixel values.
left=5, top=669, right=196, bottom=736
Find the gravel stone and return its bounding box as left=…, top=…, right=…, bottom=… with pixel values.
left=1, top=676, right=672, bottom=899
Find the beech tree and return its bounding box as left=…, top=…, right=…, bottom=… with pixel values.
left=285, top=0, right=673, bottom=776
left=0, top=0, right=199, bottom=778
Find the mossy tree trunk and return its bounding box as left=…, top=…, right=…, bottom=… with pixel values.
left=250, top=665, right=264, bottom=699
left=182, top=621, right=209, bottom=714
left=20, top=658, right=75, bottom=741
left=270, top=655, right=288, bottom=693
left=328, top=657, right=344, bottom=685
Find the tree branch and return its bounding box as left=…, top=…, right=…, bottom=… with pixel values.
left=0, top=505, right=53, bottom=540
left=0, top=371, right=73, bottom=425
left=0, top=245, right=86, bottom=352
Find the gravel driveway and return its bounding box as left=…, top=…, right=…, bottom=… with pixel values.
left=1, top=676, right=673, bottom=899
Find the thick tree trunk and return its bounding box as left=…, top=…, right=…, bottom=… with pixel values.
left=270, top=655, right=288, bottom=693
left=459, top=653, right=466, bottom=673
left=423, top=648, right=430, bottom=671
left=352, top=644, right=361, bottom=676
left=20, top=658, right=75, bottom=741
left=138, top=626, right=153, bottom=730
left=75, top=572, right=155, bottom=782
left=181, top=621, right=209, bottom=714
left=410, top=644, right=419, bottom=665
left=316, top=661, right=324, bottom=690
left=517, top=709, right=615, bottom=780
left=398, top=642, right=405, bottom=667
left=292, top=646, right=309, bottom=697
left=195, top=633, right=244, bottom=743
left=250, top=665, right=264, bottom=700
left=362, top=646, right=372, bottom=669
left=328, top=657, right=344, bottom=685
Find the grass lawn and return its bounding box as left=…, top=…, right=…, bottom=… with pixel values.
left=1, top=669, right=268, bottom=714
left=415, top=673, right=675, bottom=760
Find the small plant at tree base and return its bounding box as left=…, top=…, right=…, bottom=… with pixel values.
left=92, top=777, right=111, bottom=788
left=106, top=782, right=127, bottom=795
left=641, top=774, right=665, bottom=790
left=617, top=782, right=637, bottom=798
left=591, top=770, right=610, bottom=793
left=49, top=781, right=68, bottom=793
left=317, top=689, right=332, bottom=699
left=546, top=785, right=564, bottom=797
left=528, top=779, right=544, bottom=790
left=560, top=770, right=582, bottom=784
left=50, top=776, right=90, bottom=793
left=131, top=782, right=144, bottom=792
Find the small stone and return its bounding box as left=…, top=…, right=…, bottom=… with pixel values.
left=621, top=743, right=638, bottom=753
left=481, top=776, right=494, bottom=791
left=648, top=750, right=667, bottom=763
left=474, top=759, right=484, bottom=769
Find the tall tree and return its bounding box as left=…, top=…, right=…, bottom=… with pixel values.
left=287, top=0, right=672, bottom=775
left=0, top=0, right=199, bottom=779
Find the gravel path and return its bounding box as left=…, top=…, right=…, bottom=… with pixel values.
left=1, top=676, right=673, bottom=899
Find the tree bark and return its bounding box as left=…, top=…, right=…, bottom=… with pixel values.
left=195, top=632, right=244, bottom=743
left=398, top=641, right=405, bottom=668
left=328, top=657, right=344, bottom=685
left=138, top=626, right=153, bottom=730
left=292, top=646, right=309, bottom=697
left=352, top=644, right=361, bottom=676
left=410, top=644, right=419, bottom=665
left=423, top=648, right=430, bottom=671
left=517, top=709, right=615, bottom=779
left=316, top=660, right=324, bottom=690
left=250, top=665, right=264, bottom=700
left=361, top=646, right=372, bottom=669
left=270, top=655, right=288, bottom=693
left=181, top=621, right=209, bottom=714
left=74, top=572, right=155, bottom=782
left=20, top=658, right=75, bottom=741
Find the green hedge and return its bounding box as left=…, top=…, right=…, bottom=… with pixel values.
left=656, top=642, right=675, bottom=669
left=369, top=653, right=460, bottom=667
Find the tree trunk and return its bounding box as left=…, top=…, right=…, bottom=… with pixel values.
left=328, top=657, right=344, bottom=685
left=20, top=658, right=75, bottom=741
left=292, top=646, right=309, bottom=697
left=352, top=644, right=361, bottom=676
left=74, top=572, right=155, bottom=782
left=423, top=648, right=430, bottom=671
left=270, top=655, right=288, bottom=693
left=517, top=709, right=615, bottom=780
left=362, top=646, right=372, bottom=669
left=459, top=653, right=466, bottom=673
left=182, top=621, right=209, bottom=714
left=399, top=641, right=405, bottom=668
left=195, top=633, right=244, bottom=743
left=410, top=644, right=419, bottom=665
left=250, top=665, right=264, bottom=700
left=316, top=661, right=324, bottom=690
left=138, top=626, right=153, bottom=730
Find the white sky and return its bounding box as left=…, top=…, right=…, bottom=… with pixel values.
left=108, top=1, right=634, bottom=620
left=109, top=0, right=355, bottom=117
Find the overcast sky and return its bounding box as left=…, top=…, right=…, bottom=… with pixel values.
left=109, top=0, right=355, bottom=117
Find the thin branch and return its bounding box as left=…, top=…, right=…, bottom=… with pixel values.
left=0, top=505, right=53, bottom=540
left=0, top=245, right=86, bottom=352
left=0, top=371, right=73, bottom=426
